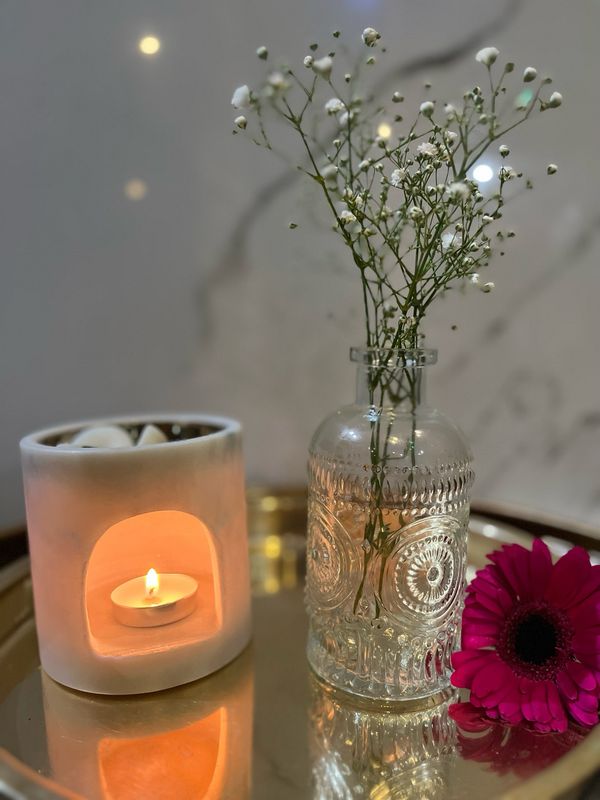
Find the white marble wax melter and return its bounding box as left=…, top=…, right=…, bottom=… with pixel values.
left=20, top=414, right=252, bottom=695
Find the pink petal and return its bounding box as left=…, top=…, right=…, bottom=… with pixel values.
left=448, top=702, right=490, bottom=732
left=566, top=661, right=597, bottom=692
left=451, top=649, right=486, bottom=669
left=531, top=681, right=552, bottom=723
left=489, top=545, right=531, bottom=600
left=529, top=538, right=553, bottom=594
left=461, top=631, right=499, bottom=649
left=557, top=670, right=578, bottom=701
left=565, top=565, right=600, bottom=611
left=472, top=660, right=511, bottom=699
left=567, top=701, right=599, bottom=727
left=451, top=651, right=496, bottom=688
left=545, top=547, right=592, bottom=608
left=546, top=682, right=568, bottom=732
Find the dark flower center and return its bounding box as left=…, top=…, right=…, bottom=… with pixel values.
left=513, top=613, right=558, bottom=665
left=499, top=602, right=573, bottom=679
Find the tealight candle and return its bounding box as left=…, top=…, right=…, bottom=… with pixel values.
left=111, top=568, right=198, bottom=628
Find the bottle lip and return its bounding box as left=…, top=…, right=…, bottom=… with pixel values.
left=350, top=347, right=438, bottom=367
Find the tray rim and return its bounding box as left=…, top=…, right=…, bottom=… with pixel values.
left=1, top=509, right=599, bottom=800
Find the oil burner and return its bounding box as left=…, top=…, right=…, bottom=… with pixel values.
left=20, top=414, right=251, bottom=695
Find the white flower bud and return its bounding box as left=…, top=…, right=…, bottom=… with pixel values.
left=303, top=55, right=314, bottom=68
left=321, top=164, right=338, bottom=181
left=339, top=209, right=356, bottom=224
left=408, top=206, right=424, bottom=222
left=523, top=67, right=537, bottom=82
left=268, top=71, right=289, bottom=90
left=475, top=47, right=499, bottom=67
left=312, top=56, right=333, bottom=78
left=481, top=281, right=495, bottom=293
left=444, top=103, right=457, bottom=118
left=362, top=27, right=381, bottom=47
left=357, top=159, right=370, bottom=172
left=547, top=163, right=558, bottom=175
left=392, top=91, right=404, bottom=103
left=499, top=144, right=510, bottom=157
left=548, top=91, right=563, bottom=108
left=234, top=115, right=247, bottom=129
left=469, top=273, right=480, bottom=284
left=325, top=97, right=345, bottom=114
left=231, top=84, right=251, bottom=110
left=256, top=46, right=268, bottom=60
left=419, top=101, right=435, bottom=117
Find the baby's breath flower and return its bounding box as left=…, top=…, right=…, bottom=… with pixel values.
left=389, top=168, right=406, bottom=187
left=499, top=165, right=517, bottom=181
left=419, top=101, right=435, bottom=117
left=446, top=182, right=471, bottom=202
left=234, top=115, right=247, bottom=129
left=231, top=84, right=251, bottom=110
left=417, top=142, right=438, bottom=158
left=392, top=91, right=404, bottom=103
left=499, top=144, right=510, bottom=157
left=338, top=110, right=355, bottom=127
left=303, top=55, right=314, bottom=68
left=481, top=281, right=495, bottom=293
left=312, top=56, right=333, bottom=78
left=548, top=91, right=563, bottom=108
left=408, top=206, right=424, bottom=222
left=476, top=47, right=499, bottom=67
left=547, top=163, right=558, bottom=174
left=321, top=164, right=338, bottom=181
left=482, top=215, right=494, bottom=224
left=444, top=103, right=457, bottom=118
left=357, top=159, right=370, bottom=172
left=256, top=46, right=268, bottom=60
left=444, top=130, right=458, bottom=144
left=362, top=27, right=381, bottom=47
left=339, top=209, right=356, bottom=224
left=523, top=67, right=537, bottom=82
left=325, top=97, right=345, bottom=114
left=441, top=233, right=459, bottom=251
left=268, top=71, right=289, bottom=90
left=469, top=273, right=480, bottom=284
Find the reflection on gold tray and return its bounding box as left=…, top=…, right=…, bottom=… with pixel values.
left=0, top=490, right=598, bottom=799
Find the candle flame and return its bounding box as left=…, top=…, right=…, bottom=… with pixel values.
left=145, top=568, right=159, bottom=597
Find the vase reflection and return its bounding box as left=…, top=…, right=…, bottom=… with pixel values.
left=41, top=647, right=253, bottom=800
left=309, top=676, right=457, bottom=800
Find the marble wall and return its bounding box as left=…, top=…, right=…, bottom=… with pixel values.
left=1, top=0, right=598, bottom=530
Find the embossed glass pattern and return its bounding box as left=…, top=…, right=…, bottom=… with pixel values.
left=306, top=348, right=474, bottom=702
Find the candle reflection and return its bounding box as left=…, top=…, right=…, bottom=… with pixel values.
left=41, top=648, right=253, bottom=800
left=309, top=677, right=457, bottom=799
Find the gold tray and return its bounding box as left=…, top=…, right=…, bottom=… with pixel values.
left=0, top=493, right=598, bottom=800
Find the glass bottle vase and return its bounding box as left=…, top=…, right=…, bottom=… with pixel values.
left=306, top=347, right=474, bottom=702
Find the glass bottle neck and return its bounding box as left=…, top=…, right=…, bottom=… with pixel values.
left=351, top=348, right=436, bottom=410
left=356, top=365, right=427, bottom=408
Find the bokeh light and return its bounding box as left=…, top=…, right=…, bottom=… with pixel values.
left=138, top=36, right=161, bottom=56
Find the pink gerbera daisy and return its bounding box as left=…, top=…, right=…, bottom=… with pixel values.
left=451, top=539, right=600, bottom=732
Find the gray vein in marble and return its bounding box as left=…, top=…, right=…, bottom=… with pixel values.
left=439, top=211, right=600, bottom=383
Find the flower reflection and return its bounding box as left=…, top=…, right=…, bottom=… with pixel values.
left=450, top=702, right=586, bottom=780
left=309, top=677, right=457, bottom=799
